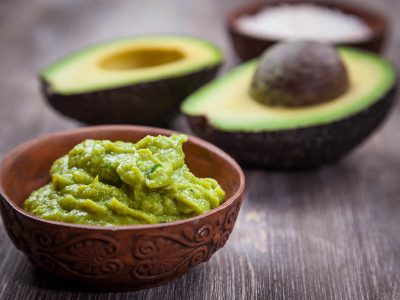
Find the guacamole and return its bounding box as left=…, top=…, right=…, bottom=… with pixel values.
left=24, top=134, right=225, bottom=226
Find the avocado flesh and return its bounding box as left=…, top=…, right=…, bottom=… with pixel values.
left=182, top=48, right=396, bottom=132
left=42, top=36, right=222, bottom=95
left=186, top=88, right=394, bottom=169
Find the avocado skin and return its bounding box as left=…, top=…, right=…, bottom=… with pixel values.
left=42, top=65, right=220, bottom=126
left=186, top=86, right=396, bottom=169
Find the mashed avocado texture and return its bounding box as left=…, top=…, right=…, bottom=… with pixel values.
left=24, top=134, right=225, bottom=226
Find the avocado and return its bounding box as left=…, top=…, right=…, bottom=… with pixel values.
left=250, top=41, right=349, bottom=107
left=182, top=45, right=397, bottom=168
left=41, top=35, right=223, bottom=125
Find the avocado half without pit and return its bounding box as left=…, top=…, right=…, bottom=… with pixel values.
left=41, top=36, right=223, bottom=125
left=182, top=41, right=397, bottom=169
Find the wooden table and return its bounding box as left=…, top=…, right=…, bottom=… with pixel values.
left=0, top=0, right=399, bottom=299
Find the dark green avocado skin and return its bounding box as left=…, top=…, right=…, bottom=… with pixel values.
left=42, top=65, right=220, bottom=126
left=186, top=86, right=397, bottom=169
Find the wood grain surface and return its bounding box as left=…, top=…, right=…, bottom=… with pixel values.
left=0, top=0, right=399, bottom=299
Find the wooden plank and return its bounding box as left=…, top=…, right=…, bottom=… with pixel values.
left=0, top=0, right=399, bottom=299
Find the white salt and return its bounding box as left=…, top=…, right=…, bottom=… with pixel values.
left=236, top=4, right=372, bottom=43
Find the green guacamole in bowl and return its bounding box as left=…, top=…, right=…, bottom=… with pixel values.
left=24, top=134, right=225, bottom=226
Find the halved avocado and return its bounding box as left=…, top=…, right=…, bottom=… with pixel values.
left=41, top=35, right=223, bottom=125
left=182, top=47, right=397, bottom=168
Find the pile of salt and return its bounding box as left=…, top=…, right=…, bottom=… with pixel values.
left=236, top=4, right=372, bottom=43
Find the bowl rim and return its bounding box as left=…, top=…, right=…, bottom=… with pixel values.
left=0, top=125, right=245, bottom=231
left=226, top=0, right=387, bottom=43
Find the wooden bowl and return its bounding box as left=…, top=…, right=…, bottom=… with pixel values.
left=0, top=125, right=245, bottom=290
left=227, top=0, right=388, bottom=61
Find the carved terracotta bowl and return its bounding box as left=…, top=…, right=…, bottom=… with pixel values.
left=0, top=125, right=245, bottom=290
left=227, top=0, right=387, bottom=61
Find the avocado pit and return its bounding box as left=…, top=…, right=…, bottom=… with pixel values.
left=250, top=41, right=350, bottom=107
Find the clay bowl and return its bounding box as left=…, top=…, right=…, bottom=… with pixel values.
left=227, top=0, right=388, bottom=61
left=0, top=125, right=245, bottom=290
